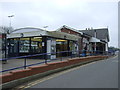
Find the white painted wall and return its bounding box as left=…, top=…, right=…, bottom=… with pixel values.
left=89, top=37, right=100, bottom=42
left=89, top=43, right=93, bottom=51
left=105, top=43, right=108, bottom=51
left=47, top=40, right=51, bottom=54
left=72, top=43, right=78, bottom=54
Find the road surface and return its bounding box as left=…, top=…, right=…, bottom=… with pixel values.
left=20, top=56, right=118, bottom=89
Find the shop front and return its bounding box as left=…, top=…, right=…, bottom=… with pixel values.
left=7, top=36, right=45, bottom=58
left=7, top=27, right=80, bottom=59
left=47, top=38, right=78, bottom=59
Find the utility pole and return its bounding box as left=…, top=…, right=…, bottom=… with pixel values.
left=8, top=15, right=14, bottom=27
left=94, top=30, right=97, bottom=54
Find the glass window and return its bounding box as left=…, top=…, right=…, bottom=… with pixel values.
left=56, top=39, right=67, bottom=52
left=19, top=38, right=30, bottom=53
left=69, top=41, right=74, bottom=51
left=31, top=37, right=42, bottom=53
left=56, top=39, right=68, bottom=57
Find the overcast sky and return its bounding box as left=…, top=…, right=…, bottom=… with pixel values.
left=0, top=0, right=118, bottom=48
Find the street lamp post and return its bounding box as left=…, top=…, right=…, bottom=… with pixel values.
left=8, top=15, right=14, bottom=27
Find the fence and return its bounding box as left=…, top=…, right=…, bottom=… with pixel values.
left=0, top=50, right=112, bottom=73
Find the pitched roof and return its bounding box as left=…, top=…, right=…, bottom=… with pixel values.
left=56, top=25, right=83, bottom=35
left=79, top=28, right=109, bottom=42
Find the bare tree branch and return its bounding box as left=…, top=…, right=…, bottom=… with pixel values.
left=0, top=26, right=14, bottom=34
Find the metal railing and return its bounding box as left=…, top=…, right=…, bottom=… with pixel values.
left=0, top=50, right=112, bottom=73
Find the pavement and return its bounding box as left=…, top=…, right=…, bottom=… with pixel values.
left=0, top=56, right=73, bottom=74
left=20, top=55, right=118, bottom=88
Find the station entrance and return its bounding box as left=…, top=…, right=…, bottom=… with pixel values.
left=56, top=39, right=78, bottom=57
left=56, top=39, right=68, bottom=57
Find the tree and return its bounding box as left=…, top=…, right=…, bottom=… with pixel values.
left=0, top=26, right=14, bottom=34
left=108, top=46, right=120, bottom=55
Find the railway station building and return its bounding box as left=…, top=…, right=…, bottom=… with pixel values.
left=7, top=26, right=81, bottom=59
left=1, top=25, right=109, bottom=59
left=79, top=28, right=109, bottom=54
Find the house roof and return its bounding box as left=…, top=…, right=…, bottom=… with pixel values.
left=79, top=28, right=110, bottom=42
left=56, top=25, right=83, bottom=35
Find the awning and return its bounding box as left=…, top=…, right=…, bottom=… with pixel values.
left=89, top=37, right=101, bottom=42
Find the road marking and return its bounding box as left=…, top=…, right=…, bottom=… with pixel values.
left=17, top=61, right=97, bottom=89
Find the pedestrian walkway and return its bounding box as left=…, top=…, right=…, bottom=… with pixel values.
left=0, top=56, right=75, bottom=74
left=1, top=55, right=106, bottom=75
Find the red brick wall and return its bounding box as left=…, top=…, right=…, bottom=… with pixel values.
left=61, top=28, right=80, bottom=36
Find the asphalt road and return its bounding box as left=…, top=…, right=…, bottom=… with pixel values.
left=24, top=56, right=118, bottom=88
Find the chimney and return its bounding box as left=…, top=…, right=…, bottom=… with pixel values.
left=88, top=28, right=90, bottom=30
left=91, top=27, right=93, bottom=30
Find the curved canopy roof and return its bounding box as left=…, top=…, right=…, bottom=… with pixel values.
left=12, top=27, right=45, bottom=33
left=7, top=27, right=80, bottom=41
